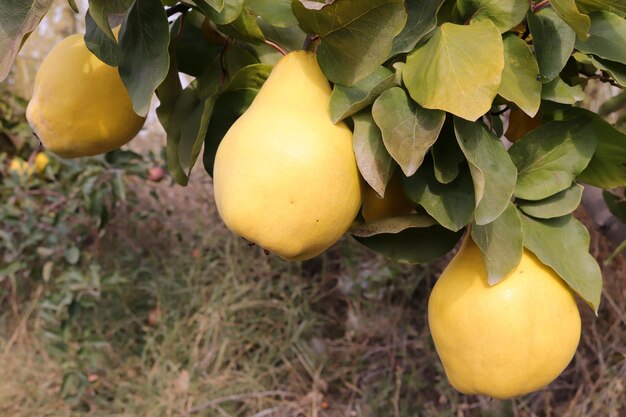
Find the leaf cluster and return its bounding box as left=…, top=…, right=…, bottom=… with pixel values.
left=2, top=0, right=626, bottom=311
left=0, top=97, right=153, bottom=402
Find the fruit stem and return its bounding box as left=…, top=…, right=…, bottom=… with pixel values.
left=531, top=0, right=550, bottom=12
left=302, top=35, right=319, bottom=51
left=263, top=40, right=287, bottom=56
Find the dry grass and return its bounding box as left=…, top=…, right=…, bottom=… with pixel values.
left=1, top=174, right=624, bottom=417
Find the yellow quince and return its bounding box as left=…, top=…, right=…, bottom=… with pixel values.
left=26, top=32, right=145, bottom=158
left=428, top=234, right=581, bottom=399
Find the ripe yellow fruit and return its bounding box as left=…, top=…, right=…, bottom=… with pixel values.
left=9, top=153, right=50, bottom=177
left=213, top=51, right=362, bottom=261
left=428, top=235, right=581, bottom=399
left=26, top=33, right=146, bottom=158
left=9, top=158, right=31, bottom=176
left=361, top=174, right=413, bottom=223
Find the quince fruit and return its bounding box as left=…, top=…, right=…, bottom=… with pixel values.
left=428, top=235, right=581, bottom=399
left=26, top=33, right=145, bottom=158
left=361, top=174, right=413, bottom=223
left=213, top=51, right=362, bottom=261
left=9, top=153, right=50, bottom=177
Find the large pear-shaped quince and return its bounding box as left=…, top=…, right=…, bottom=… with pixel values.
left=213, top=51, right=362, bottom=261
left=26, top=33, right=145, bottom=158
left=428, top=234, right=581, bottom=399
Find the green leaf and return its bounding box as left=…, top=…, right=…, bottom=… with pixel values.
left=163, top=83, right=201, bottom=185
left=575, top=0, right=626, bottom=17
left=590, top=55, right=626, bottom=86
left=201, top=63, right=271, bottom=176
left=118, top=0, right=170, bottom=117
left=509, top=117, right=597, bottom=200
left=87, top=0, right=132, bottom=40
left=599, top=90, right=626, bottom=117
left=541, top=76, right=585, bottom=104
left=353, top=225, right=463, bottom=264
left=64, top=246, right=80, bottom=265
left=517, top=183, right=584, bottom=218
left=194, top=0, right=224, bottom=13
left=178, top=72, right=220, bottom=177
left=403, top=158, right=475, bottom=232
left=203, top=90, right=260, bottom=176
left=521, top=213, right=602, bottom=312
left=372, top=87, right=445, bottom=177
left=174, top=17, right=221, bottom=77
left=498, top=33, right=541, bottom=117
left=389, top=0, right=444, bottom=56
left=223, top=41, right=260, bottom=76
left=454, top=118, right=518, bottom=225
left=156, top=25, right=186, bottom=185
left=296, top=0, right=334, bottom=10
left=603, top=189, right=626, bottom=223
left=574, top=109, right=626, bottom=188
left=350, top=214, right=437, bottom=237
left=329, top=67, right=396, bottom=123
left=201, top=0, right=243, bottom=24
left=292, top=0, right=407, bottom=85
left=471, top=202, right=523, bottom=285
left=85, top=11, right=121, bottom=67
left=0, top=0, right=54, bottom=82
left=457, top=0, right=529, bottom=33
left=551, top=0, right=591, bottom=40
left=431, top=116, right=464, bottom=184
left=224, top=63, right=272, bottom=92
left=352, top=111, right=394, bottom=198
left=575, top=11, right=626, bottom=64
left=527, top=7, right=576, bottom=82
left=257, top=18, right=307, bottom=52
left=248, top=0, right=297, bottom=27
left=486, top=112, right=505, bottom=137
left=218, top=6, right=265, bottom=43
left=403, top=20, right=504, bottom=121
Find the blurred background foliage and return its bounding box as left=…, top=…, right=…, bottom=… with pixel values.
left=0, top=1, right=624, bottom=417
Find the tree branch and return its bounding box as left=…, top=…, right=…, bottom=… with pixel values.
left=531, top=0, right=551, bottom=12
left=166, top=3, right=190, bottom=17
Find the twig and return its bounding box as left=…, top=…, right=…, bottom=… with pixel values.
left=27, top=148, right=39, bottom=165
left=23, top=189, right=64, bottom=198
left=3, top=286, right=43, bottom=355
left=185, top=391, right=298, bottom=415
left=263, top=39, right=287, bottom=55
left=585, top=73, right=623, bottom=89
left=45, top=197, right=69, bottom=214
left=531, top=0, right=551, bottom=12
left=249, top=407, right=283, bottom=417
left=604, top=239, right=626, bottom=265
left=165, top=3, right=190, bottom=17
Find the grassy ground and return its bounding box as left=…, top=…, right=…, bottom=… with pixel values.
left=1, top=173, right=624, bottom=417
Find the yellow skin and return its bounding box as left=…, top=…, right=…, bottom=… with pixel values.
left=9, top=153, right=50, bottom=176
left=428, top=235, right=581, bottom=399
left=361, top=175, right=414, bottom=223
left=213, top=51, right=362, bottom=261
left=26, top=33, right=145, bottom=158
